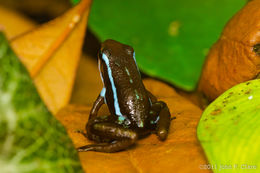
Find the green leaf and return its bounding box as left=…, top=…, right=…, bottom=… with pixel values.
left=70, top=0, right=80, bottom=5
left=197, top=79, right=260, bottom=172
left=87, top=0, right=246, bottom=90
left=0, top=33, right=83, bottom=173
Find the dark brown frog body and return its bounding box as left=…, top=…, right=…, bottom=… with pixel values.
left=78, top=40, right=171, bottom=152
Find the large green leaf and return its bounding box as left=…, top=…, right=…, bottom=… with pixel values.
left=0, top=33, right=83, bottom=173
left=197, top=79, right=260, bottom=172
left=84, top=0, right=246, bottom=90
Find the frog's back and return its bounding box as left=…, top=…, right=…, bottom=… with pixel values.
left=101, top=40, right=150, bottom=127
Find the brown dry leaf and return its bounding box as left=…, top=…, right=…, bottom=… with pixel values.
left=57, top=78, right=210, bottom=173
left=10, top=0, right=92, bottom=114
left=198, top=0, right=260, bottom=101
left=0, top=5, right=36, bottom=39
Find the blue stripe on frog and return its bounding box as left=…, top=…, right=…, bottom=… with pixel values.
left=98, top=59, right=107, bottom=104
left=133, top=51, right=141, bottom=75
left=100, top=87, right=106, bottom=97
left=102, top=53, right=125, bottom=121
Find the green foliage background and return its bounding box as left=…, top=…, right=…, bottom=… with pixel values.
left=0, top=33, right=83, bottom=173
left=85, top=0, right=246, bottom=90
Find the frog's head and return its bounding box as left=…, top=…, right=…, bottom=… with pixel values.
left=198, top=0, right=260, bottom=101
left=98, top=39, right=135, bottom=66
left=98, top=39, right=137, bottom=80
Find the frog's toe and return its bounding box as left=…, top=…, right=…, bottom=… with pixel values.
left=77, top=138, right=137, bottom=153
left=157, top=129, right=168, bottom=141
left=77, top=145, right=95, bottom=152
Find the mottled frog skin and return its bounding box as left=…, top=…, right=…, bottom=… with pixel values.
left=78, top=40, right=171, bottom=152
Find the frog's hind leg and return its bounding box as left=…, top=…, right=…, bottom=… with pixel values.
left=78, top=116, right=137, bottom=153
left=151, top=101, right=171, bottom=141
left=147, top=90, right=171, bottom=141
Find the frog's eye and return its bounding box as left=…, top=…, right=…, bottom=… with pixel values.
left=124, top=46, right=134, bottom=55
left=253, top=44, right=260, bottom=56
left=98, top=50, right=103, bottom=59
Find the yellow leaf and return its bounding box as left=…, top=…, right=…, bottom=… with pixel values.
left=10, top=0, right=92, bottom=114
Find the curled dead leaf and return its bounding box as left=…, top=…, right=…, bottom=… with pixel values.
left=198, top=0, right=260, bottom=101
left=57, top=78, right=210, bottom=173
left=10, top=0, right=92, bottom=114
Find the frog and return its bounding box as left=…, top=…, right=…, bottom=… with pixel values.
left=77, top=39, right=171, bottom=153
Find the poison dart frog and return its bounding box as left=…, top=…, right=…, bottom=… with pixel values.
left=78, top=40, right=171, bottom=152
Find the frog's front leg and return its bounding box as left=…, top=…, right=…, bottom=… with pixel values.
left=78, top=116, right=137, bottom=153
left=89, top=93, right=105, bottom=120
left=76, top=93, right=105, bottom=138
left=148, top=91, right=171, bottom=141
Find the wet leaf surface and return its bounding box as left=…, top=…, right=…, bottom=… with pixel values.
left=197, top=79, right=260, bottom=172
